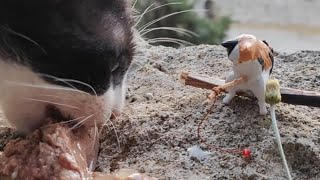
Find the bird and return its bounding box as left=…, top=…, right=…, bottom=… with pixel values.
left=221, top=34, right=275, bottom=115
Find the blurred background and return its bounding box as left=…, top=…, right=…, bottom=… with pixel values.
left=134, top=0, right=320, bottom=53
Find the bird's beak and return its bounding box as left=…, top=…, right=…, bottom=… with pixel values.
left=221, top=40, right=238, bottom=55
left=221, top=40, right=238, bottom=49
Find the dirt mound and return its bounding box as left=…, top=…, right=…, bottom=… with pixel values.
left=1, top=45, right=319, bottom=179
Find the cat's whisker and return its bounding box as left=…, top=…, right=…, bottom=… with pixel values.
left=36, top=74, right=98, bottom=98
left=147, top=37, right=195, bottom=46
left=107, top=107, right=142, bottom=132
left=58, top=78, right=98, bottom=98
left=103, top=113, right=121, bottom=150
left=57, top=116, right=87, bottom=125
left=132, top=0, right=139, bottom=10
left=39, top=94, right=83, bottom=106
left=70, top=113, right=95, bottom=130
left=133, top=2, right=156, bottom=28
left=140, top=26, right=199, bottom=38
left=136, top=5, right=208, bottom=46
left=1, top=33, right=25, bottom=61
left=36, top=73, right=79, bottom=91
left=138, top=9, right=203, bottom=33
left=102, top=107, right=123, bottom=119
left=22, top=97, right=84, bottom=111
left=134, top=2, right=182, bottom=28
left=90, top=120, right=99, bottom=154
left=41, top=116, right=86, bottom=129
left=5, top=80, right=90, bottom=96
left=1, top=26, right=47, bottom=54
left=144, top=2, right=183, bottom=15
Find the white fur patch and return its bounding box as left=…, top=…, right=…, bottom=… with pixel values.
left=224, top=59, right=270, bottom=115
left=111, top=74, right=127, bottom=117
left=233, top=60, right=263, bottom=82
left=229, top=44, right=240, bottom=62
left=0, top=60, right=124, bottom=134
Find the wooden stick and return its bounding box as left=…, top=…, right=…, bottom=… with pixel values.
left=208, top=76, right=247, bottom=100
left=179, top=71, right=320, bottom=107
left=179, top=71, right=224, bottom=89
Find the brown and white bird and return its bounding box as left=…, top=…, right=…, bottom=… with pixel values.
left=221, top=34, right=275, bottom=115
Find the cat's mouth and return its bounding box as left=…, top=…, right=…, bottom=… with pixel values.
left=45, top=104, right=73, bottom=124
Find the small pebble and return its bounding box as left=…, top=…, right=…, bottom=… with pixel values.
left=187, top=146, right=211, bottom=161
left=144, top=93, right=154, bottom=100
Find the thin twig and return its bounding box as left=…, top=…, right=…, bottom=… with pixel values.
left=197, top=83, right=244, bottom=155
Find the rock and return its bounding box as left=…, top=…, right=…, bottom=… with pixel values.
left=144, top=93, right=154, bottom=100
left=187, top=146, right=211, bottom=162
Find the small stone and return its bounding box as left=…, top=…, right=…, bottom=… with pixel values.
left=220, top=160, right=229, bottom=168
left=160, top=113, right=170, bottom=120
left=130, top=97, right=137, bottom=103
left=144, top=93, right=154, bottom=100
left=187, top=146, right=211, bottom=161
left=257, top=167, right=266, bottom=174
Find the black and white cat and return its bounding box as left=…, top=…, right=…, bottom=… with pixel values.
left=0, top=0, right=135, bottom=134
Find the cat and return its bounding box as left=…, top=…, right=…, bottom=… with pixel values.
left=0, top=0, right=135, bottom=134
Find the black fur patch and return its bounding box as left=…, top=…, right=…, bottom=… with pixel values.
left=269, top=52, right=274, bottom=74
left=0, top=0, right=135, bottom=95
left=257, top=57, right=264, bottom=71
left=262, top=40, right=274, bottom=74
left=262, top=40, right=269, bottom=46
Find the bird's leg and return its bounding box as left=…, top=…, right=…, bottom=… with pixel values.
left=251, top=78, right=268, bottom=115
left=208, top=76, right=247, bottom=101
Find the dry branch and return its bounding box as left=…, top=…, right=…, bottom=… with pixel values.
left=179, top=71, right=320, bottom=107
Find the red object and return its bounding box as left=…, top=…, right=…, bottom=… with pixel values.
left=242, top=149, right=251, bottom=158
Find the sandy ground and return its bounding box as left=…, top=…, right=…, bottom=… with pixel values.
left=0, top=44, right=319, bottom=180
left=96, top=45, right=319, bottom=179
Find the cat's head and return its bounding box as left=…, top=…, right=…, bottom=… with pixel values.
left=0, top=0, right=135, bottom=134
